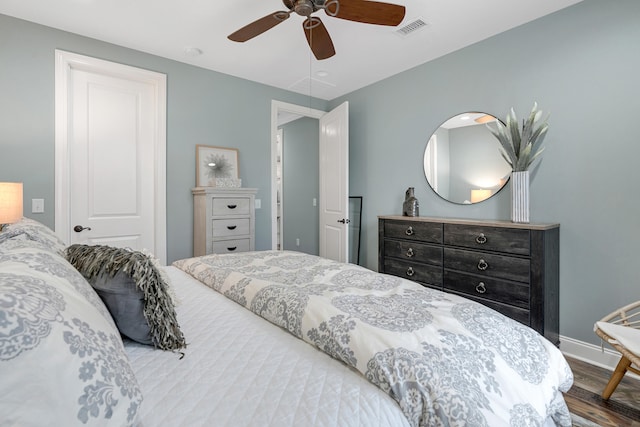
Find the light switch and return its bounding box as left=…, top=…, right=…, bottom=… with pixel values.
left=32, top=199, right=44, bottom=213
left=255, top=199, right=261, bottom=209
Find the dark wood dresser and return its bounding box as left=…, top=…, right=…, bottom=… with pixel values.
left=378, top=216, right=560, bottom=345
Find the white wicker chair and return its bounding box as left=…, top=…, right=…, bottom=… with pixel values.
left=593, top=301, right=640, bottom=399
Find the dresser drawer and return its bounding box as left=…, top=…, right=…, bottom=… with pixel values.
left=444, top=224, right=530, bottom=256
left=383, top=239, right=442, bottom=266
left=444, top=248, right=530, bottom=283
left=443, top=270, right=529, bottom=309
left=448, top=290, right=530, bottom=326
left=211, top=238, right=251, bottom=253
left=384, top=220, right=442, bottom=243
left=378, top=216, right=559, bottom=345
left=212, top=197, right=251, bottom=216
left=383, top=258, right=442, bottom=287
left=212, top=218, right=250, bottom=237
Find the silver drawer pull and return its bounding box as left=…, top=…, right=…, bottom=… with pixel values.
left=477, top=259, right=489, bottom=271
left=475, top=233, right=487, bottom=244
left=475, top=282, right=487, bottom=294
left=227, top=246, right=237, bottom=251
left=227, top=225, right=237, bottom=230
left=406, top=248, right=414, bottom=258
left=406, top=266, right=415, bottom=277
left=227, top=204, right=237, bottom=209
left=405, top=226, right=414, bottom=236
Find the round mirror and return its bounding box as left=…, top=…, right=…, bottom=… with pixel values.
left=424, top=112, right=511, bottom=204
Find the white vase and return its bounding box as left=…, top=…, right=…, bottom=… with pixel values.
left=511, top=171, right=530, bottom=223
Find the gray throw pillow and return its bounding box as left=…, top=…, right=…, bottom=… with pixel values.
left=91, top=270, right=153, bottom=345
left=65, top=244, right=186, bottom=351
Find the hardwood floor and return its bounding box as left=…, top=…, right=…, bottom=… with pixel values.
left=565, top=356, right=640, bottom=426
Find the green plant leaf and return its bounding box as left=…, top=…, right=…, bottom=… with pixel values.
left=499, top=149, right=514, bottom=169
left=488, top=121, right=517, bottom=168
left=529, top=124, right=548, bottom=155
left=488, top=102, right=550, bottom=172
left=527, top=147, right=545, bottom=169
left=516, top=144, right=533, bottom=171
left=507, top=109, right=521, bottom=155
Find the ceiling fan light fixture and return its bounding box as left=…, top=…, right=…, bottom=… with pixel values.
left=294, top=0, right=315, bottom=16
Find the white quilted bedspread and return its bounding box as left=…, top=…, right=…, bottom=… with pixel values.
left=125, top=266, right=410, bottom=427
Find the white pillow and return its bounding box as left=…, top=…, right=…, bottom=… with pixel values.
left=0, top=217, right=67, bottom=254
left=0, top=238, right=143, bottom=426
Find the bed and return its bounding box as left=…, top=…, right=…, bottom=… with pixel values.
left=0, top=219, right=573, bottom=426
left=127, top=265, right=409, bottom=427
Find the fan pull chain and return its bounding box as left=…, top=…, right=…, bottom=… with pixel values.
left=308, top=22, right=312, bottom=110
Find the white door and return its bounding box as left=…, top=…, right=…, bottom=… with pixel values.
left=55, top=51, right=167, bottom=263
left=319, top=102, right=349, bottom=262
left=270, top=101, right=349, bottom=260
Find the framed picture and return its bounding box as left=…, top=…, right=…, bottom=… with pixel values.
left=196, top=145, right=239, bottom=187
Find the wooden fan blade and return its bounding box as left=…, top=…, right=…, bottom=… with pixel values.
left=228, top=11, right=290, bottom=42
left=325, top=0, right=405, bottom=26
left=303, top=17, right=336, bottom=60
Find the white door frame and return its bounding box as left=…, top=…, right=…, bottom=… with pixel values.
left=276, top=128, right=284, bottom=249
left=270, top=100, right=325, bottom=250
left=54, top=50, right=167, bottom=264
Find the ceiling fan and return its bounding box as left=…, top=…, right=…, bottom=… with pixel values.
left=228, top=0, right=406, bottom=60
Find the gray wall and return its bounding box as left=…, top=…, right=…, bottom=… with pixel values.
left=332, top=0, right=640, bottom=345
left=280, top=117, right=320, bottom=255
left=0, top=14, right=328, bottom=263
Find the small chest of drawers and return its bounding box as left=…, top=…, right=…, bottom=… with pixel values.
left=193, top=187, right=257, bottom=256
left=379, top=216, right=559, bottom=345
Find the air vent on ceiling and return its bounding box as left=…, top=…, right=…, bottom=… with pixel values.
left=395, top=18, right=427, bottom=37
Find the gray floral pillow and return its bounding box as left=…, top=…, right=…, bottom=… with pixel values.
left=0, top=237, right=143, bottom=425
left=0, top=217, right=66, bottom=254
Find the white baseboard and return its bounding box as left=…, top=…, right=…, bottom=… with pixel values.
left=560, top=335, right=620, bottom=369
left=559, top=334, right=639, bottom=380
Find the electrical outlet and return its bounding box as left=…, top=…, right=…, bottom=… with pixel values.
left=255, top=199, right=261, bottom=209
left=296, top=238, right=300, bottom=246
left=313, top=198, right=317, bottom=206
left=32, top=199, right=44, bottom=213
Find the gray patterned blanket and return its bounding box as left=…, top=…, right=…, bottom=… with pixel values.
left=173, top=250, right=573, bottom=427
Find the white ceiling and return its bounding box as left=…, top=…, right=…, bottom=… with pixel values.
left=0, top=0, right=583, bottom=101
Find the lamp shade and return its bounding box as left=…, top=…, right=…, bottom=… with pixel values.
left=470, top=189, right=492, bottom=204
left=0, top=182, right=24, bottom=225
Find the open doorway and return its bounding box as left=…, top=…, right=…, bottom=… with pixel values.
left=276, top=116, right=320, bottom=254
left=271, top=101, right=325, bottom=252
left=271, top=100, right=350, bottom=262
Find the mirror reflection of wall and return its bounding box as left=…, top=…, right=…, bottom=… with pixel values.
left=424, top=112, right=511, bottom=204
